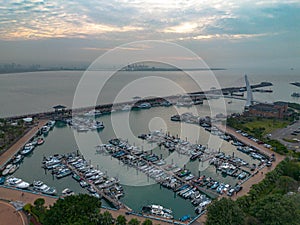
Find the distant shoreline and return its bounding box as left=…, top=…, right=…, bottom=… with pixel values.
left=0, top=68, right=226, bottom=75
left=0, top=68, right=86, bottom=75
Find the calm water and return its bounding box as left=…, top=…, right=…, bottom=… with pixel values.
left=0, top=68, right=298, bottom=117
left=5, top=68, right=300, bottom=219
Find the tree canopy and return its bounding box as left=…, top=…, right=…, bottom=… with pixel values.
left=249, top=194, right=300, bottom=225
left=43, top=194, right=101, bottom=225
left=206, top=198, right=245, bottom=225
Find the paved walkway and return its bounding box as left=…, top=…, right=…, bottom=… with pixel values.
left=216, top=124, right=285, bottom=160
left=0, top=119, right=48, bottom=168
left=0, top=186, right=181, bottom=225
left=0, top=186, right=57, bottom=207
left=0, top=200, right=28, bottom=225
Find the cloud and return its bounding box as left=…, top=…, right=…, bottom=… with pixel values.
left=0, top=0, right=299, bottom=42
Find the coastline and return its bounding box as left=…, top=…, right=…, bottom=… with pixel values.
left=0, top=119, right=48, bottom=168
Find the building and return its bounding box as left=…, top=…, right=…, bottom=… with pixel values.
left=245, top=102, right=288, bottom=119
left=53, top=105, right=66, bottom=113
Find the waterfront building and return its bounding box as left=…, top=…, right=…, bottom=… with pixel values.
left=244, top=102, right=288, bottom=119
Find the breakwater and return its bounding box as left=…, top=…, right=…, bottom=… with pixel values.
left=2, top=81, right=272, bottom=121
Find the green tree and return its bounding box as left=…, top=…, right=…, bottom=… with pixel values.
left=43, top=194, right=101, bottom=225
left=282, top=161, right=300, bottom=181
left=33, top=198, right=45, bottom=211
left=128, top=218, right=140, bottom=225
left=32, top=198, right=46, bottom=222
left=275, top=176, right=298, bottom=193
left=206, top=198, right=245, bottom=225
left=116, top=215, right=127, bottom=225
left=250, top=194, right=300, bottom=225
left=98, top=211, right=113, bottom=225
left=142, top=219, right=153, bottom=225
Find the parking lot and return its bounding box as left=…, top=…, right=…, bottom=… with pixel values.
left=271, top=120, right=300, bottom=151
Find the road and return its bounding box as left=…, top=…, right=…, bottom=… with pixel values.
left=271, top=120, right=300, bottom=152
left=0, top=200, right=28, bottom=225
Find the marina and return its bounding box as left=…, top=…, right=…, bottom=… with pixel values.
left=0, top=70, right=295, bottom=223
left=0, top=99, right=275, bottom=220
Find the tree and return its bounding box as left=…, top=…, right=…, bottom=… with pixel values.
left=206, top=198, right=245, bottom=225
left=142, top=219, right=153, bottom=225
left=116, top=215, right=127, bottom=225
left=249, top=193, right=300, bottom=225
left=33, top=198, right=45, bottom=211
left=128, top=218, right=140, bottom=225
left=282, top=161, right=300, bottom=181
left=98, top=211, right=113, bottom=225
left=43, top=194, right=101, bottom=225
left=276, top=176, right=298, bottom=193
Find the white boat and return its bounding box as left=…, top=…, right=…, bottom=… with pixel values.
left=62, top=188, right=75, bottom=196
left=122, top=105, right=132, bottom=111
left=2, top=164, right=13, bottom=176
left=20, top=145, right=34, bottom=155
left=41, top=125, right=50, bottom=134
left=142, top=204, right=173, bottom=219
left=8, top=164, right=19, bottom=174
left=33, top=180, right=57, bottom=195
left=84, top=110, right=102, bottom=117
left=138, top=103, right=151, bottom=109
left=80, top=180, right=89, bottom=188
left=6, top=177, right=30, bottom=189
left=12, top=154, right=24, bottom=164
left=77, top=126, right=89, bottom=132
left=47, top=120, right=56, bottom=128
left=91, top=121, right=105, bottom=130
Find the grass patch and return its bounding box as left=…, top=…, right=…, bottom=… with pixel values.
left=227, top=116, right=291, bottom=155
left=227, top=117, right=289, bottom=139
left=243, top=119, right=289, bottom=136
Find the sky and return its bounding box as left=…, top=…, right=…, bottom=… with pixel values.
left=0, top=0, right=299, bottom=69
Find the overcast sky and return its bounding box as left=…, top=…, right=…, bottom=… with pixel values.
left=0, top=0, right=299, bottom=69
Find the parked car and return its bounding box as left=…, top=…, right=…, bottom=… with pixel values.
left=235, top=185, right=243, bottom=193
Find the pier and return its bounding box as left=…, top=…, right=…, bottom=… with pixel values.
left=64, top=159, right=128, bottom=210
left=2, top=81, right=272, bottom=122
left=110, top=141, right=219, bottom=199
